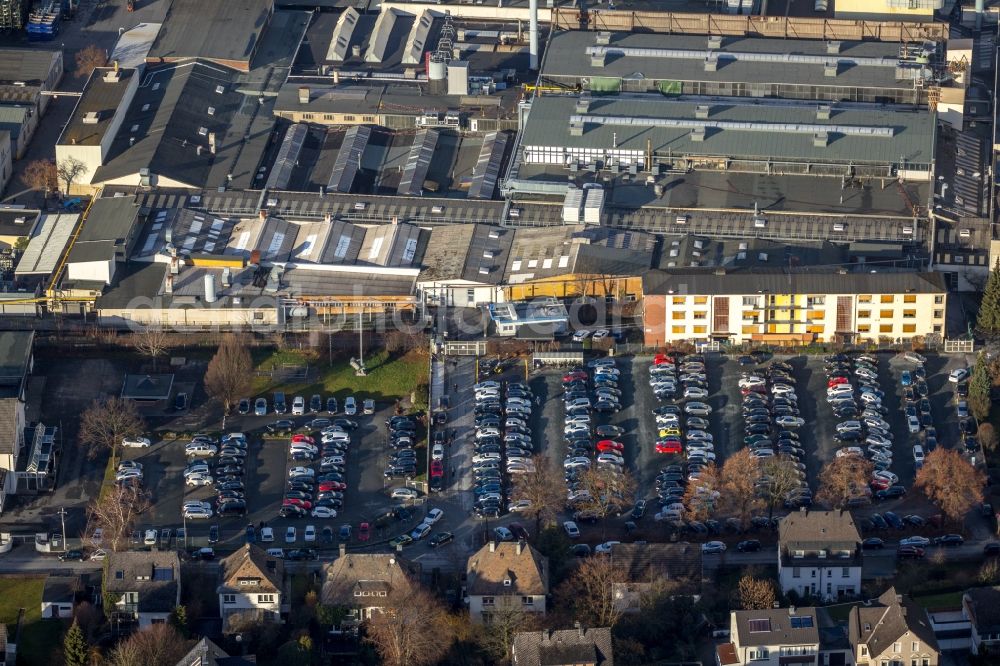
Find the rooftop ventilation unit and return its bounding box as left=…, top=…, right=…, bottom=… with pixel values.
left=596, top=32, right=611, bottom=45
left=569, top=121, right=585, bottom=136
left=695, top=104, right=710, bottom=119
left=826, top=41, right=842, bottom=54
left=813, top=132, right=829, bottom=147
left=590, top=51, right=606, bottom=67
left=690, top=127, right=706, bottom=142
left=824, top=61, right=839, bottom=77
left=816, top=104, right=831, bottom=120
left=704, top=54, right=718, bottom=72
left=707, top=35, right=722, bottom=50
left=575, top=96, right=591, bottom=114
left=82, top=111, right=100, bottom=124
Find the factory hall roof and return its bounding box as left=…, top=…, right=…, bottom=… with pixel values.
left=0, top=48, right=60, bottom=86
left=541, top=31, right=920, bottom=91
left=522, top=95, right=935, bottom=166
left=418, top=224, right=513, bottom=284
left=59, top=67, right=137, bottom=148
left=147, top=0, right=274, bottom=70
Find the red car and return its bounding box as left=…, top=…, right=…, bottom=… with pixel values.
left=869, top=476, right=892, bottom=491
left=357, top=522, right=370, bottom=542
left=319, top=481, right=346, bottom=492
left=596, top=440, right=624, bottom=453
left=655, top=440, right=682, bottom=454
left=741, top=386, right=767, bottom=396
left=430, top=460, right=444, bottom=478
left=283, top=498, right=312, bottom=509
left=827, top=377, right=849, bottom=387
left=653, top=354, right=675, bottom=366
left=291, top=434, right=315, bottom=444
left=562, top=371, right=587, bottom=383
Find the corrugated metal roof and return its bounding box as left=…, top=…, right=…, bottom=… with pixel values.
left=523, top=95, right=934, bottom=166
left=15, top=213, right=78, bottom=276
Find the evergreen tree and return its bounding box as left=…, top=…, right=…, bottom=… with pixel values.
left=978, top=258, right=1000, bottom=335
left=63, top=620, right=88, bottom=666
left=169, top=605, right=189, bottom=638
left=969, top=354, right=993, bottom=422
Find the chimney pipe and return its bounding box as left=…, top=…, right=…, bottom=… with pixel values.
left=339, top=543, right=346, bottom=557
left=575, top=621, right=583, bottom=637
left=516, top=540, right=523, bottom=555
left=529, top=0, right=539, bottom=69
left=489, top=541, right=496, bottom=552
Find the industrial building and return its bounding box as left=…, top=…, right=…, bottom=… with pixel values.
left=641, top=270, right=947, bottom=347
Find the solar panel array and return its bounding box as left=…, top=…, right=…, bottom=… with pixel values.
left=468, top=132, right=508, bottom=200
left=953, top=130, right=985, bottom=216
left=266, top=123, right=309, bottom=191
left=328, top=125, right=372, bottom=193
left=397, top=128, right=439, bottom=196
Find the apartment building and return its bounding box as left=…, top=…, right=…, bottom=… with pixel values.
left=778, top=510, right=862, bottom=603
left=642, top=271, right=947, bottom=347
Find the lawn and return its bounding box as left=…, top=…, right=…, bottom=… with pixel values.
left=824, top=602, right=861, bottom=625
left=0, top=576, right=64, bottom=665
left=250, top=349, right=429, bottom=407
left=913, top=590, right=964, bottom=610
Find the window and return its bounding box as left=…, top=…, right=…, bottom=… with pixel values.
left=880, top=310, right=894, bottom=318
left=748, top=647, right=770, bottom=661
left=811, top=569, right=816, bottom=578
left=747, top=619, right=771, bottom=632
left=363, top=115, right=376, bottom=122
left=880, top=324, right=893, bottom=333
left=904, top=295, right=917, bottom=303
left=324, top=114, right=334, bottom=120
left=902, top=309, right=916, bottom=319
left=672, top=311, right=685, bottom=320
left=902, top=324, right=916, bottom=333
left=482, top=597, right=495, bottom=606
left=933, top=325, right=942, bottom=333
left=742, top=296, right=759, bottom=307
left=223, top=594, right=236, bottom=605
left=789, top=616, right=813, bottom=628
left=793, top=550, right=804, bottom=558
left=466, top=289, right=475, bottom=303
left=842, top=567, right=850, bottom=577
left=858, top=295, right=872, bottom=303
left=861, top=646, right=868, bottom=656
left=934, top=295, right=944, bottom=304
left=673, top=296, right=685, bottom=305
left=344, top=115, right=355, bottom=121
left=881, top=295, right=894, bottom=303
left=858, top=310, right=871, bottom=318
left=692, top=311, right=707, bottom=320
left=692, top=326, right=707, bottom=334
left=258, top=594, right=275, bottom=604
left=933, top=310, right=943, bottom=319
left=522, top=596, right=534, bottom=606
left=115, top=570, right=124, bottom=580
left=858, top=324, right=870, bottom=333
left=792, top=567, right=801, bottom=578
left=894, top=642, right=901, bottom=653
left=671, top=326, right=685, bottom=334
left=694, top=296, right=708, bottom=304
left=911, top=642, right=919, bottom=651
left=302, top=113, right=314, bottom=120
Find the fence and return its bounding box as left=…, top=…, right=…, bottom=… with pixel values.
left=437, top=340, right=488, bottom=356
left=943, top=339, right=975, bottom=354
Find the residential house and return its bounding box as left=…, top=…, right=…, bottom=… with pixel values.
left=511, top=625, right=614, bottom=666
left=0, top=331, right=34, bottom=512
left=174, top=636, right=255, bottom=665
left=321, top=545, right=415, bottom=628
left=218, top=544, right=287, bottom=627
left=641, top=271, right=947, bottom=347
left=41, top=575, right=79, bottom=619
left=963, top=586, right=1000, bottom=656
left=850, top=588, right=939, bottom=666
left=417, top=224, right=512, bottom=308
left=606, top=542, right=702, bottom=613
left=778, top=509, right=862, bottom=602
left=105, top=551, right=181, bottom=628
left=717, top=607, right=820, bottom=666
left=466, top=540, right=548, bottom=623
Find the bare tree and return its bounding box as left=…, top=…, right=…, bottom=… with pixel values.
left=130, top=327, right=170, bottom=372
left=510, top=459, right=567, bottom=534
left=86, top=483, right=150, bottom=553
left=78, top=396, right=145, bottom=461
left=816, top=455, right=873, bottom=510
left=737, top=575, right=776, bottom=610
left=57, top=156, right=90, bottom=194
left=682, top=463, right=719, bottom=523
left=915, top=448, right=987, bottom=525
left=575, top=466, right=636, bottom=537
left=105, top=623, right=190, bottom=666
left=22, top=159, right=57, bottom=199
left=555, top=554, right=628, bottom=628
left=74, top=44, right=107, bottom=79
left=717, top=449, right=765, bottom=530
left=475, top=605, right=539, bottom=664
left=758, top=455, right=806, bottom=519
left=364, top=586, right=455, bottom=666
left=204, top=334, right=253, bottom=422
left=979, top=422, right=999, bottom=452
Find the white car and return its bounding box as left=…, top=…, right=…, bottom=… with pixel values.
left=292, top=396, right=306, bottom=415
left=949, top=368, right=969, bottom=383
left=322, top=456, right=346, bottom=466
left=185, top=444, right=217, bottom=457
left=183, top=506, right=213, bottom=519
left=508, top=499, right=533, bottom=513
left=572, top=330, right=591, bottom=342
left=684, top=402, right=712, bottom=416
left=775, top=416, right=805, bottom=428
left=344, top=397, right=357, bottom=415
left=594, top=541, right=621, bottom=554
left=304, top=525, right=316, bottom=542
left=285, top=527, right=296, bottom=543
left=260, top=527, right=275, bottom=542
left=185, top=473, right=213, bottom=487
left=563, top=521, right=580, bottom=538
left=391, top=487, right=419, bottom=500
left=431, top=444, right=445, bottom=461
left=473, top=453, right=502, bottom=464
left=183, top=500, right=211, bottom=511
left=912, top=445, right=925, bottom=464
left=311, top=506, right=337, bottom=518
left=596, top=453, right=625, bottom=466
left=411, top=523, right=431, bottom=540
left=683, top=387, right=709, bottom=400
left=143, top=529, right=157, bottom=545
left=122, top=437, right=151, bottom=448
left=701, top=541, right=727, bottom=554
left=835, top=447, right=863, bottom=458
left=592, top=329, right=610, bottom=339
left=184, top=463, right=210, bottom=476
left=424, top=508, right=444, bottom=525
left=907, top=415, right=921, bottom=433
left=289, top=466, right=315, bottom=478
left=563, top=457, right=591, bottom=469
left=88, top=548, right=107, bottom=561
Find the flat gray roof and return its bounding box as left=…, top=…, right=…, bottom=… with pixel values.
left=0, top=48, right=59, bottom=86
left=78, top=197, right=140, bottom=243
left=541, top=31, right=920, bottom=91
left=522, top=95, right=935, bottom=166
left=147, top=0, right=274, bottom=67
left=59, top=68, right=136, bottom=148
